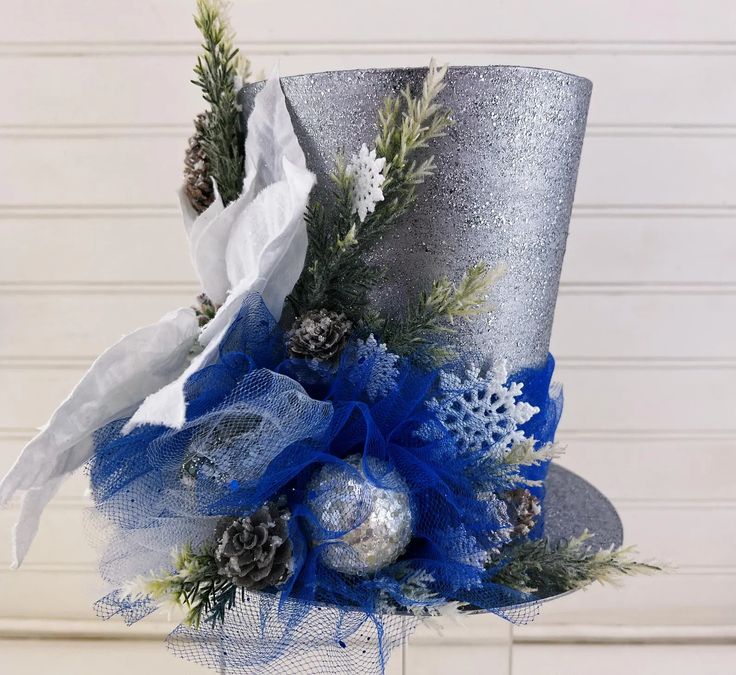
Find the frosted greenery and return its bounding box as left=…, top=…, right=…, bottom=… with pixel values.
left=493, top=530, right=664, bottom=595
left=503, top=438, right=565, bottom=487
left=191, top=0, right=250, bottom=206
left=379, top=262, right=505, bottom=366
left=288, top=61, right=453, bottom=326
left=140, top=542, right=238, bottom=629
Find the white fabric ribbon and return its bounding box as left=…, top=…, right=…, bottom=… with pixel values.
left=0, top=308, right=200, bottom=566
left=1, top=73, right=315, bottom=565
left=125, top=74, right=315, bottom=431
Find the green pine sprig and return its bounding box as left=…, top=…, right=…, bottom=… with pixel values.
left=141, top=542, right=239, bottom=628
left=379, top=262, right=505, bottom=366
left=288, top=60, right=452, bottom=323
left=191, top=0, right=250, bottom=206
left=492, top=531, right=664, bottom=595
left=374, top=59, right=452, bottom=222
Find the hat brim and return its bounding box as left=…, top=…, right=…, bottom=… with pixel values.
left=544, top=462, right=623, bottom=549
left=530, top=462, right=623, bottom=603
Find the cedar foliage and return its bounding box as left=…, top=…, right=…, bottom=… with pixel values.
left=189, top=0, right=250, bottom=207
left=142, top=543, right=239, bottom=629
left=493, top=531, right=664, bottom=595
left=287, top=61, right=453, bottom=330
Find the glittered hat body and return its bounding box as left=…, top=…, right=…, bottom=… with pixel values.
left=241, top=66, right=592, bottom=372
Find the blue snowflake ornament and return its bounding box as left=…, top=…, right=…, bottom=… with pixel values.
left=352, top=335, right=400, bottom=401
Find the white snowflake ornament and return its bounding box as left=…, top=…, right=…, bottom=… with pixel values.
left=346, top=144, right=386, bottom=222
left=426, top=359, right=539, bottom=456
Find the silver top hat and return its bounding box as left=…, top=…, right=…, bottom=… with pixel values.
left=241, top=66, right=592, bottom=373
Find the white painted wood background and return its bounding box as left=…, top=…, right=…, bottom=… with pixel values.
left=1, top=0, right=735, bottom=672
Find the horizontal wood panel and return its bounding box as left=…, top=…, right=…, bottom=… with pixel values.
left=551, top=293, right=736, bottom=359
left=2, top=135, right=732, bottom=208
left=525, top=573, right=736, bottom=627
left=574, top=135, right=734, bottom=207
left=563, top=216, right=736, bottom=285
left=0, top=136, right=184, bottom=207
left=0, top=439, right=89, bottom=503
left=2, top=215, right=734, bottom=285
left=556, top=438, right=736, bottom=502
left=0, top=636, right=406, bottom=675
left=0, top=639, right=221, bottom=675
left=0, top=292, right=195, bottom=359
left=0, top=217, right=194, bottom=284
left=513, top=644, right=736, bottom=675
left=0, top=509, right=98, bottom=568
left=0, top=569, right=103, bottom=620
left=1, top=291, right=731, bottom=359
left=2, top=52, right=734, bottom=127
left=556, top=366, right=736, bottom=433
left=1, top=637, right=733, bottom=675
left=4, top=1, right=735, bottom=43
left=0, top=364, right=731, bottom=433
left=407, top=643, right=508, bottom=674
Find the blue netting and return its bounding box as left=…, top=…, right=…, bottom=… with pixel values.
left=87, top=293, right=562, bottom=674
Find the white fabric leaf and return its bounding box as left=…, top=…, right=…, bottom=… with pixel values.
left=241, top=72, right=309, bottom=200
left=0, top=308, right=200, bottom=565
left=225, top=157, right=314, bottom=313
left=11, top=477, right=64, bottom=569
left=124, top=75, right=315, bottom=432
left=182, top=73, right=308, bottom=306
left=180, top=181, right=242, bottom=306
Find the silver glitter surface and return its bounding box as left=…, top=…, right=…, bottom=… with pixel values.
left=543, top=463, right=623, bottom=550
left=241, top=66, right=592, bottom=371
left=306, top=454, right=413, bottom=576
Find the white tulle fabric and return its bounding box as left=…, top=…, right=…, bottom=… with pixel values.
left=0, top=74, right=315, bottom=565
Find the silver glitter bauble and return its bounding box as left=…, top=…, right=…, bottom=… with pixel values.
left=306, top=454, right=413, bottom=576
left=241, top=66, right=591, bottom=372
left=182, top=411, right=263, bottom=485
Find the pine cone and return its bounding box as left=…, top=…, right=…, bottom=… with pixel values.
left=288, top=309, right=352, bottom=362
left=184, top=113, right=215, bottom=214
left=193, top=292, right=219, bottom=327
left=214, top=502, right=293, bottom=590
left=504, top=488, right=541, bottom=537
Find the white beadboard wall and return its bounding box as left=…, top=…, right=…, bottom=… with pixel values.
left=1, top=1, right=735, bottom=673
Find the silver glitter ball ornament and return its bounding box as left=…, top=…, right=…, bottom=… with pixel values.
left=241, top=66, right=591, bottom=372
left=306, top=454, right=413, bottom=576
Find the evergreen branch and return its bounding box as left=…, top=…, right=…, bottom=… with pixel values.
left=288, top=61, right=451, bottom=323
left=190, top=0, right=250, bottom=206
left=493, top=531, right=665, bottom=595
left=504, top=439, right=565, bottom=468
left=366, top=59, right=452, bottom=239
left=376, top=59, right=451, bottom=191
left=141, top=543, right=238, bottom=628
left=381, top=262, right=505, bottom=365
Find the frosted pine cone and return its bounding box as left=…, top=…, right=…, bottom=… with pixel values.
left=214, top=502, right=293, bottom=591
left=288, top=309, right=352, bottom=362
left=504, top=488, right=541, bottom=537
left=184, top=113, right=215, bottom=214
